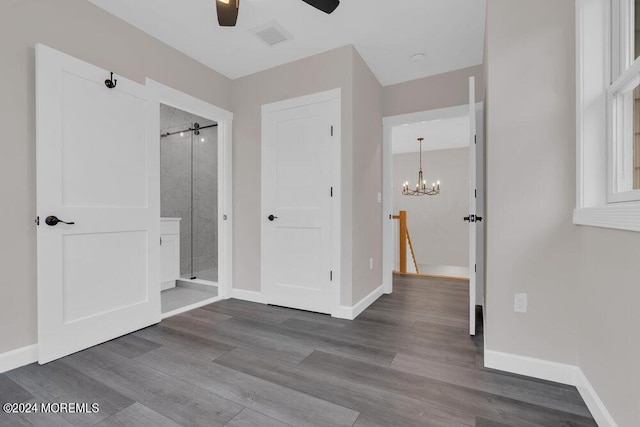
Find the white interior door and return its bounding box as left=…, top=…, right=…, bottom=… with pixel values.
left=261, top=95, right=339, bottom=314
left=36, top=44, right=160, bottom=363
left=468, top=76, right=478, bottom=336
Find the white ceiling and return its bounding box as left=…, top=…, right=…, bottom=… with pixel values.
left=392, top=115, right=470, bottom=154
left=88, top=0, right=486, bottom=86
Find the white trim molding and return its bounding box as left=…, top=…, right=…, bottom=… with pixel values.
left=575, top=370, right=619, bottom=427
left=161, top=296, right=224, bottom=320
left=230, top=288, right=267, bottom=304
left=0, top=344, right=38, bottom=374
left=485, top=350, right=618, bottom=427
left=146, top=78, right=234, bottom=299
left=484, top=350, right=580, bottom=385
left=574, top=204, right=640, bottom=231
left=333, top=284, right=384, bottom=320
left=262, top=88, right=341, bottom=114
left=382, top=103, right=484, bottom=295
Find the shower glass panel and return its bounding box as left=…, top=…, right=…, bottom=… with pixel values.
left=160, top=105, right=218, bottom=282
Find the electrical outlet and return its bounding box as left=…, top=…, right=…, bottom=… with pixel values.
left=369, top=258, right=374, bottom=270
left=514, top=293, right=528, bottom=313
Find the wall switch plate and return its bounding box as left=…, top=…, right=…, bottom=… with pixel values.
left=369, top=258, right=374, bottom=270
left=377, top=192, right=382, bottom=203
left=514, top=293, right=528, bottom=313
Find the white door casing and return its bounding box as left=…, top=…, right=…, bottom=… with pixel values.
left=468, top=76, right=478, bottom=336
left=261, top=90, right=341, bottom=315
left=146, top=78, right=234, bottom=298
left=36, top=44, right=160, bottom=363
left=474, top=103, right=486, bottom=310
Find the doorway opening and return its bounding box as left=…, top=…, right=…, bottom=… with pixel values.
left=391, top=115, right=471, bottom=280
left=147, top=78, right=233, bottom=319
left=382, top=78, right=484, bottom=336
left=159, top=105, right=219, bottom=314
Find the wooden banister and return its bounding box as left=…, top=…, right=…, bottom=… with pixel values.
left=406, top=227, right=419, bottom=274
left=398, top=211, right=407, bottom=273
left=393, top=210, right=419, bottom=274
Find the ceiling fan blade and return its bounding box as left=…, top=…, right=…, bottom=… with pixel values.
left=301, top=0, right=340, bottom=14
left=216, top=0, right=239, bottom=27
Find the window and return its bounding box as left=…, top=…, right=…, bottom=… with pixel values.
left=574, top=0, right=640, bottom=231
left=609, top=0, right=640, bottom=202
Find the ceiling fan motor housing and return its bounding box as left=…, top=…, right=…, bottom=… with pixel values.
left=216, top=0, right=339, bottom=27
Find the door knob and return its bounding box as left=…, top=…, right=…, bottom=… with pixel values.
left=45, top=216, right=75, bottom=226
left=267, top=215, right=278, bottom=221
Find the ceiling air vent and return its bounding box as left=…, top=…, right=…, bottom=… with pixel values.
left=252, top=22, right=292, bottom=47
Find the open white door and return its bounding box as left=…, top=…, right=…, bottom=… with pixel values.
left=36, top=45, right=160, bottom=363
left=468, top=77, right=478, bottom=336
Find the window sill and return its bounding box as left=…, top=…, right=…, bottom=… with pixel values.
left=573, top=204, right=640, bottom=232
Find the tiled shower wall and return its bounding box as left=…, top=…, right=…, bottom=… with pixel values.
left=160, top=104, right=218, bottom=280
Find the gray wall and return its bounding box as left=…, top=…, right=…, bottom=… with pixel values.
left=230, top=45, right=383, bottom=306
left=485, top=0, right=580, bottom=365
left=383, top=65, right=485, bottom=118
left=579, top=228, right=640, bottom=427
left=230, top=46, right=355, bottom=305
left=352, top=49, right=383, bottom=303
left=160, top=105, right=218, bottom=278
left=486, top=2, right=640, bottom=424
left=0, top=0, right=231, bottom=354
left=393, top=148, right=469, bottom=268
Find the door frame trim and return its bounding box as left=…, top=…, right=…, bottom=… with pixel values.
left=260, top=88, right=342, bottom=316
left=381, top=103, right=483, bottom=295
left=146, top=78, right=233, bottom=299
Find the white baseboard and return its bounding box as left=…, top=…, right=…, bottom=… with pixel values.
left=574, top=370, right=618, bottom=427
left=484, top=350, right=580, bottom=385
left=333, top=284, right=384, bottom=320
left=161, top=296, right=224, bottom=320
left=0, top=344, right=38, bottom=374
left=230, top=288, right=266, bottom=304
left=485, top=350, right=617, bottom=427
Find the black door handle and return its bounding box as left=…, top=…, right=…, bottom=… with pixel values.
left=463, top=215, right=476, bottom=223
left=267, top=215, right=278, bottom=221
left=45, top=216, right=75, bottom=226
left=476, top=216, right=483, bottom=222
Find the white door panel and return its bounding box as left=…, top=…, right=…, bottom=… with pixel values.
left=468, top=77, right=477, bottom=336
left=36, top=44, right=160, bottom=363
left=262, top=97, right=338, bottom=314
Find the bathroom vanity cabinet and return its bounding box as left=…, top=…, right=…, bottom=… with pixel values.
left=160, top=218, right=181, bottom=290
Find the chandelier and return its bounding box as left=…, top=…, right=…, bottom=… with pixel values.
left=402, top=138, right=441, bottom=196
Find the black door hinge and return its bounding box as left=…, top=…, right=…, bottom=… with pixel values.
left=331, top=187, right=333, bottom=197
left=35, top=216, right=39, bottom=226
left=474, top=135, right=477, bottom=144
left=475, top=189, right=477, bottom=198
left=331, top=126, right=334, bottom=136
left=475, top=264, right=477, bottom=273
left=330, top=271, right=333, bottom=281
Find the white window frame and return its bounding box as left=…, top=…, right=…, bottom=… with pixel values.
left=575, top=0, right=640, bottom=232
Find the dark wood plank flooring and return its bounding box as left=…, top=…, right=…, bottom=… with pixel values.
left=0, top=274, right=596, bottom=426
